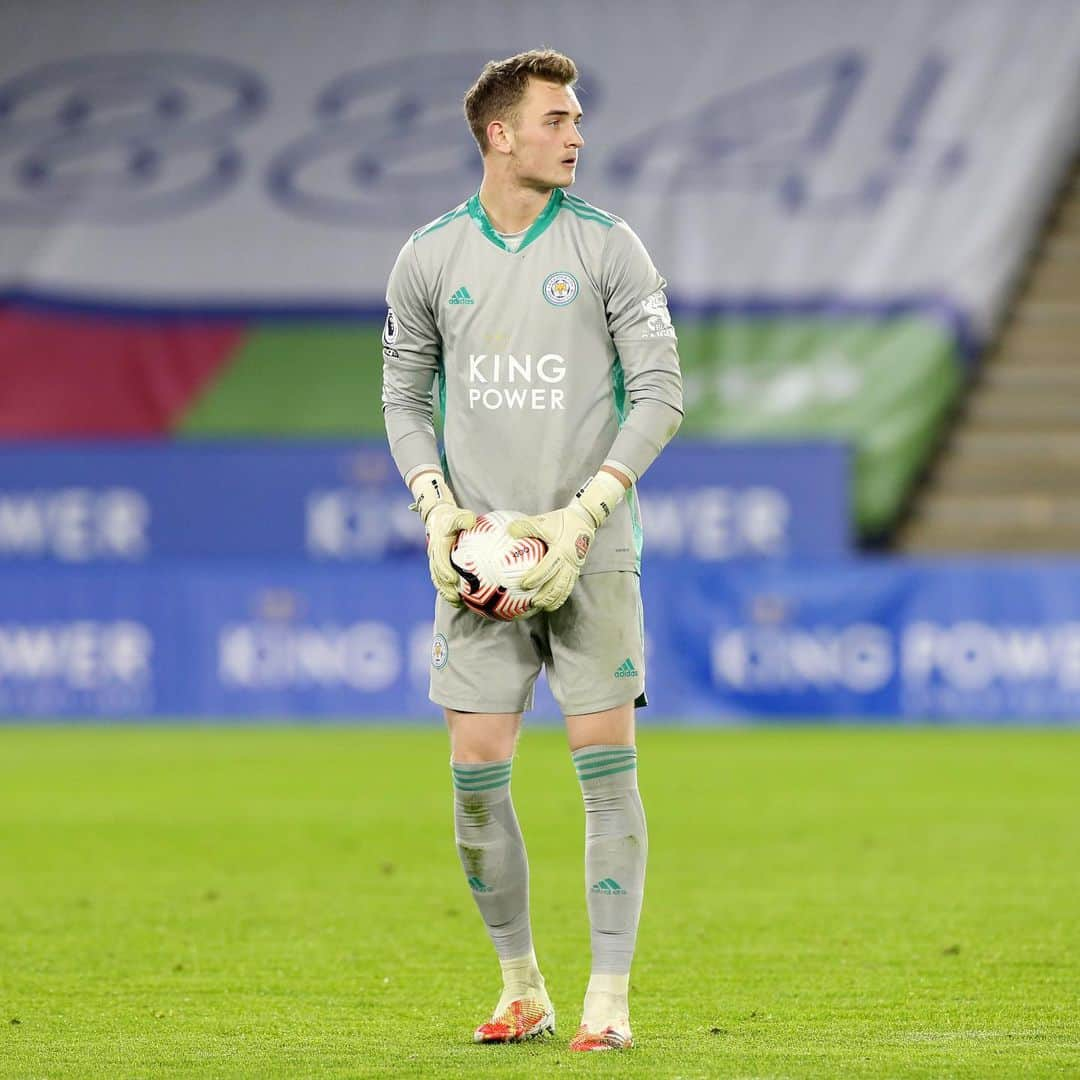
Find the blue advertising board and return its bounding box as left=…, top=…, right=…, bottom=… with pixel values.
left=2, top=557, right=1079, bottom=722
left=0, top=440, right=850, bottom=563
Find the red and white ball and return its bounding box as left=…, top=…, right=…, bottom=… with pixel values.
left=450, top=510, right=548, bottom=621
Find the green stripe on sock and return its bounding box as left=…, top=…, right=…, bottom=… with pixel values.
left=573, top=747, right=636, bottom=764
left=574, top=754, right=636, bottom=776
left=452, top=770, right=512, bottom=785
left=573, top=751, right=636, bottom=771
left=453, top=776, right=513, bottom=792
left=451, top=762, right=512, bottom=778
left=575, top=762, right=638, bottom=782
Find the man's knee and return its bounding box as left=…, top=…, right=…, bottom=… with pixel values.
left=446, top=709, right=523, bottom=762
left=565, top=701, right=636, bottom=752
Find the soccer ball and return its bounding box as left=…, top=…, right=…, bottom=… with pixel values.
left=450, top=510, right=548, bottom=621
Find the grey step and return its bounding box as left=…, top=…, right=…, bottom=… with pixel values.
left=961, top=392, right=1080, bottom=427
left=902, top=524, right=1080, bottom=553
left=901, top=495, right=1080, bottom=553
left=1057, top=199, right=1080, bottom=233
left=947, top=430, right=1080, bottom=461
left=992, top=340, right=1080, bottom=365
left=1044, top=236, right=1080, bottom=261
left=966, top=377, right=1080, bottom=404
left=1023, top=260, right=1080, bottom=301
left=993, top=315, right=1080, bottom=354
left=1015, top=300, right=1075, bottom=319
left=1005, top=305, right=1080, bottom=332
left=978, top=364, right=1080, bottom=389
left=915, top=494, right=1080, bottom=525
left=1055, top=217, right=1080, bottom=241
left=930, top=459, right=1080, bottom=496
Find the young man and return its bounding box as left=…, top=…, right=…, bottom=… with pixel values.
left=381, top=49, right=682, bottom=1052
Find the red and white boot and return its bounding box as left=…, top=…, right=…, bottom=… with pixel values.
left=569, top=974, right=633, bottom=1052
left=569, top=1023, right=633, bottom=1051
left=473, top=989, right=554, bottom=1043
left=473, top=954, right=554, bottom=1044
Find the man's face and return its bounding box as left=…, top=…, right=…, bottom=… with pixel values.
left=504, top=78, right=584, bottom=190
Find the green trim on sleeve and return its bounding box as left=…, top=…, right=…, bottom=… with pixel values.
left=626, top=485, right=643, bottom=571
left=611, top=353, right=643, bottom=570
left=611, top=355, right=628, bottom=425
left=437, top=357, right=450, bottom=480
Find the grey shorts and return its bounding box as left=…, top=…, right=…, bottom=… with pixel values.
left=429, top=571, right=647, bottom=716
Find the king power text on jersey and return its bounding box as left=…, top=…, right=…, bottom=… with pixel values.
left=467, top=353, right=567, bottom=411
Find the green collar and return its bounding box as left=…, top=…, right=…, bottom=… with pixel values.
left=467, top=188, right=564, bottom=253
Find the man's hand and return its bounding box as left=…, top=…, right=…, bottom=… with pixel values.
left=508, top=470, right=628, bottom=612
left=508, top=502, right=596, bottom=612
left=409, top=471, right=476, bottom=606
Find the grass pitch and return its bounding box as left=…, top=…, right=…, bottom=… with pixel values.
left=1, top=726, right=1078, bottom=1079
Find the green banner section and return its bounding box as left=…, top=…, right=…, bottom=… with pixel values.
left=676, top=316, right=961, bottom=536
left=180, top=315, right=960, bottom=536
left=179, top=325, right=386, bottom=437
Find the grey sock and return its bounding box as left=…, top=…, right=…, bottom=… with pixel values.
left=451, top=758, right=532, bottom=961
left=573, top=745, right=648, bottom=976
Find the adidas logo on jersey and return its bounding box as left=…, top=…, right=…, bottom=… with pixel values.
left=614, top=658, right=639, bottom=679
left=448, top=286, right=475, bottom=305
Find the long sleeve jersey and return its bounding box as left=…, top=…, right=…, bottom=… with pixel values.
left=382, top=187, right=683, bottom=574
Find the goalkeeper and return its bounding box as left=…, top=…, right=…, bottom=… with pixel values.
left=381, top=49, right=682, bottom=1053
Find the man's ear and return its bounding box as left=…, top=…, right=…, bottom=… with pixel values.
left=487, top=118, right=513, bottom=156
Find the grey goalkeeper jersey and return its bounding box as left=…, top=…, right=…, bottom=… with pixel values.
left=382, top=188, right=683, bottom=574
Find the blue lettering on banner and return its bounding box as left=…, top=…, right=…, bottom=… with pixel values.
left=643, top=560, right=1080, bottom=721
left=638, top=440, right=848, bottom=559
left=0, top=441, right=850, bottom=563
left=0, top=488, right=149, bottom=561
left=3, top=558, right=1080, bottom=722
left=0, top=617, right=154, bottom=714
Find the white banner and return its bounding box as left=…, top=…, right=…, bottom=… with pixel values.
left=1, top=0, right=1078, bottom=334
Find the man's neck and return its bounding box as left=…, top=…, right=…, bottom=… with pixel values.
left=478, top=175, right=555, bottom=235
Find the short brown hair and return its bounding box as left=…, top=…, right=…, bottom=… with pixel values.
left=464, top=49, right=578, bottom=153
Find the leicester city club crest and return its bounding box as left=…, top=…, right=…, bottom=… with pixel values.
left=431, top=633, right=448, bottom=669
left=543, top=271, right=579, bottom=306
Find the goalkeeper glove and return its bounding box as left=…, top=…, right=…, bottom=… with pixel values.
left=409, top=471, right=477, bottom=607
left=508, top=470, right=628, bottom=612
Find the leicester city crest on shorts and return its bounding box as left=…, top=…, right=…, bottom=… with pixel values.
left=543, top=271, right=579, bottom=306
left=431, top=633, right=448, bottom=669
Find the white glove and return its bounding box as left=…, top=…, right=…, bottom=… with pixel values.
left=409, top=471, right=476, bottom=607
left=508, top=470, right=627, bottom=612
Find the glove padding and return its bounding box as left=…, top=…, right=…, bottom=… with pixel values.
left=508, top=470, right=628, bottom=613
left=410, top=472, right=476, bottom=607
left=508, top=502, right=596, bottom=612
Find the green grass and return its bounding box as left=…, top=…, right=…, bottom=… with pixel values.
left=1, top=727, right=1078, bottom=1079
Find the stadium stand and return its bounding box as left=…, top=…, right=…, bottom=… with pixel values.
left=901, top=158, right=1080, bottom=551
